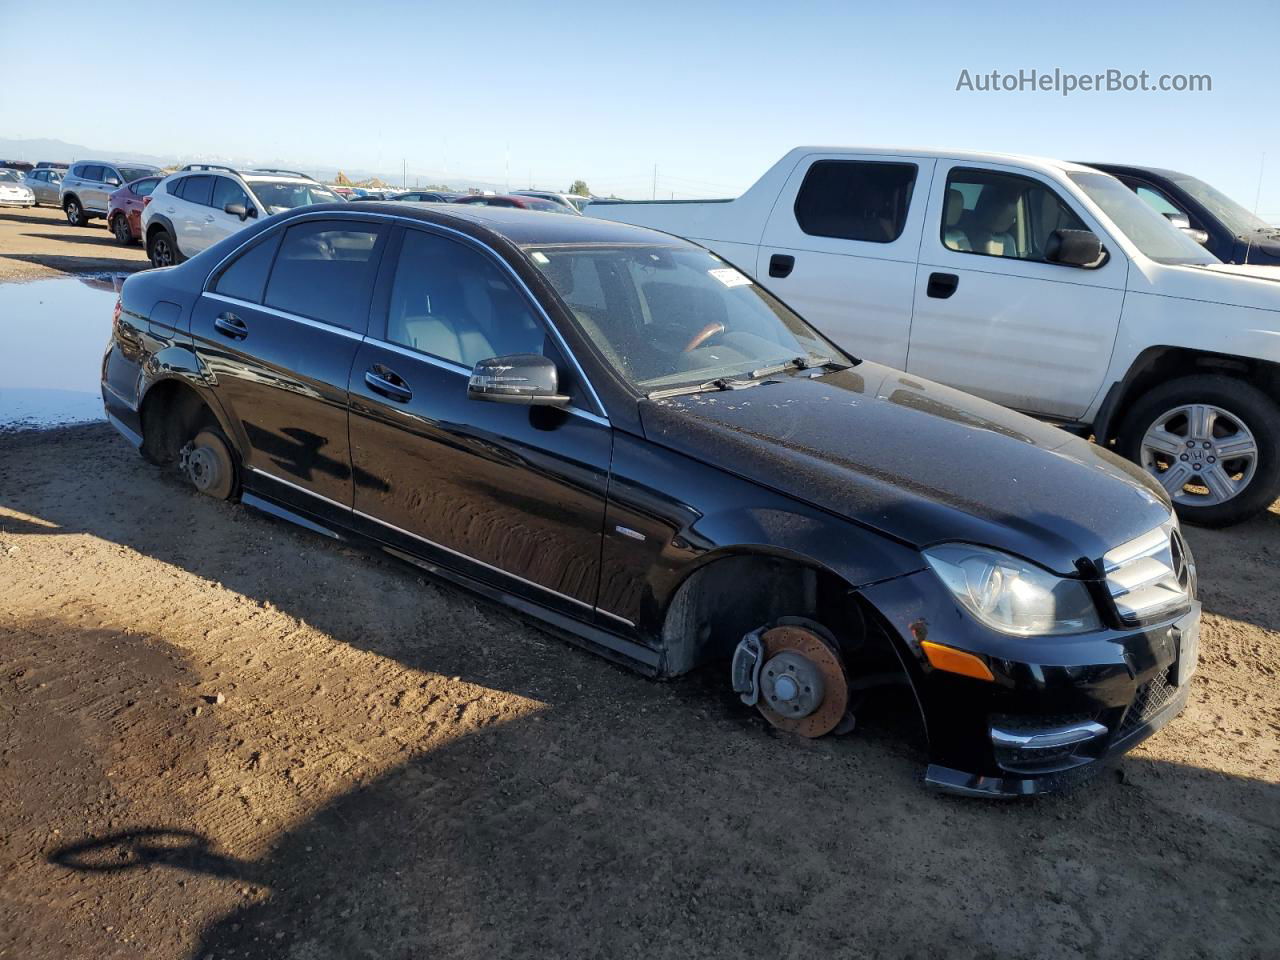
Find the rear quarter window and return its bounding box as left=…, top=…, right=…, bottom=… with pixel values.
left=793, top=160, right=918, bottom=243
left=213, top=233, right=282, bottom=304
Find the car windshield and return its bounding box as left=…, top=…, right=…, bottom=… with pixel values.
left=1068, top=171, right=1218, bottom=265
left=1169, top=173, right=1275, bottom=237
left=116, top=166, right=157, bottom=183
left=247, top=180, right=344, bottom=212
left=0, top=169, right=22, bottom=182
left=525, top=243, right=850, bottom=392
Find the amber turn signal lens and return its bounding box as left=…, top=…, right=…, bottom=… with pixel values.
left=921, top=641, right=995, bottom=682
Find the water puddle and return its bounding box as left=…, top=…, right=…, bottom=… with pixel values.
left=0, top=274, right=123, bottom=431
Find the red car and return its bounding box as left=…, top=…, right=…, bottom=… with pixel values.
left=451, top=193, right=570, bottom=213
left=107, top=176, right=162, bottom=245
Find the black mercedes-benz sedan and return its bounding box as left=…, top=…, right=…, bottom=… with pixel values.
left=101, top=203, right=1201, bottom=797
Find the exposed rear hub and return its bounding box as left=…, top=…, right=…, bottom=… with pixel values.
left=179, top=429, right=236, bottom=500
left=732, top=623, right=850, bottom=738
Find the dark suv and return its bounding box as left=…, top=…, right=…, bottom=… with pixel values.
left=101, top=203, right=1200, bottom=796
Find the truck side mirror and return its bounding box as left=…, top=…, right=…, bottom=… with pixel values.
left=1046, top=229, right=1105, bottom=268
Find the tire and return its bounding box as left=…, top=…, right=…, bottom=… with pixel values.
left=1117, top=374, right=1280, bottom=527
left=182, top=428, right=237, bottom=501
left=111, top=214, right=134, bottom=246
left=64, top=196, right=88, bottom=227
left=148, top=227, right=179, bottom=268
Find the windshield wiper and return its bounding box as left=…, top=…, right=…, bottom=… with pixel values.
left=750, top=355, right=851, bottom=378
left=647, top=377, right=764, bottom=400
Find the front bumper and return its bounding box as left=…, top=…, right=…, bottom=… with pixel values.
left=860, top=570, right=1200, bottom=798
left=0, top=195, right=35, bottom=207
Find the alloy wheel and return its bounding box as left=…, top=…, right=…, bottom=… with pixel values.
left=114, top=216, right=131, bottom=244
left=1140, top=403, right=1258, bottom=506
left=65, top=200, right=80, bottom=225
left=151, top=234, right=174, bottom=267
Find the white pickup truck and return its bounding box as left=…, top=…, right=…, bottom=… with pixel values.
left=586, top=147, right=1280, bottom=526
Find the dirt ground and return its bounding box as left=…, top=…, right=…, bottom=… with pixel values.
left=0, top=424, right=1276, bottom=960
left=0, top=206, right=149, bottom=282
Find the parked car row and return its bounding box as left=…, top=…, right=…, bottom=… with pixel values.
left=588, top=147, right=1280, bottom=527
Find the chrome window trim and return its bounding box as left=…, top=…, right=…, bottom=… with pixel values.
left=200, top=209, right=609, bottom=419
left=202, top=291, right=366, bottom=342
left=361, top=335, right=608, bottom=425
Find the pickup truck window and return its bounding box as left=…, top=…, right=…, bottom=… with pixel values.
left=793, top=160, right=916, bottom=243
left=527, top=243, right=845, bottom=391
left=942, top=168, right=1086, bottom=262
left=1068, top=171, right=1217, bottom=265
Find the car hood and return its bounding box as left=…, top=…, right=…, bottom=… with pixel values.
left=1143, top=261, right=1280, bottom=312
left=639, top=362, right=1172, bottom=575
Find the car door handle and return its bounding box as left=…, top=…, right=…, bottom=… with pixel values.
left=365, top=366, right=412, bottom=402
left=213, top=313, right=248, bottom=339
left=927, top=272, right=959, bottom=299
left=768, top=253, right=795, bottom=278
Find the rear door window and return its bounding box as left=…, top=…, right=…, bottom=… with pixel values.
left=263, top=220, right=385, bottom=331
left=793, top=160, right=918, bottom=243
left=167, top=177, right=187, bottom=199
left=81, top=165, right=105, bottom=182
left=183, top=175, right=214, bottom=207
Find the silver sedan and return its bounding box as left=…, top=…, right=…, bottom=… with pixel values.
left=0, top=168, right=36, bottom=207
left=23, top=167, right=64, bottom=206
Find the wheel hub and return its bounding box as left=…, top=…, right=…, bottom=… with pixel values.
left=751, top=624, right=849, bottom=738
left=1140, top=403, right=1258, bottom=506
left=181, top=444, right=221, bottom=493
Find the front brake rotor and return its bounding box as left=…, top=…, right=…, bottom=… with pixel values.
left=755, top=624, right=849, bottom=738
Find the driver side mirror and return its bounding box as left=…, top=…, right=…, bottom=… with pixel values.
left=1046, top=228, right=1105, bottom=268
left=1164, top=212, right=1209, bottom=245
left=104, top=177, right=120, bottom=187
left=223, top=202, right=256, bottom=221
left=468, top=354, right=570, bottom=407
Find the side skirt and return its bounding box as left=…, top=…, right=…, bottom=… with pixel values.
left=238, top=488, right=662, bottom=677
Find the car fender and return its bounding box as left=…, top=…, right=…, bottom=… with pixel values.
left=135, top=351, right=241, bottom=460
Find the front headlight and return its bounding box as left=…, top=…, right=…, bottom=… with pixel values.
left=923, top=544, right=1101, bottom=637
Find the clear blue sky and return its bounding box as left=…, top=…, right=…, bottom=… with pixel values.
left=3, top=0, right=1277, bottom=215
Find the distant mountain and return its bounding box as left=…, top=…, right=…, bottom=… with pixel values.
left=0, top=137, right=172, bottom=167
left=0, top=136, right=508, bottom=192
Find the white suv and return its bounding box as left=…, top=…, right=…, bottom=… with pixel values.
left=142, top=165, right=345, bottom=267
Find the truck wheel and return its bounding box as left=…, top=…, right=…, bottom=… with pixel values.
left=148, top=228, right=178, bottom=268
left=64, top=197, right=88, bottom=227
left=180, top=429, right=237, bottom=501
left=1117, top=374, right=1280, bottom=527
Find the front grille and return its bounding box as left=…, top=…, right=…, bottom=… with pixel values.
left=1103, top=523, right=1193, bottom=624
left=1118, top=668, right=1178, bottom=738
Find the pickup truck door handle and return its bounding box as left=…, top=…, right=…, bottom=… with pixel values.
left=927, top=272, right=959, bottom=299
left=213, top=313, right=248, bottom=339
left=365, top=365, right=413, bottom=402
left=768, top=254, right=795, bottom=278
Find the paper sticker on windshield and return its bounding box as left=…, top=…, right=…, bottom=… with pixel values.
left=530, top=251, right=550, bottom=265
left=708, top=267, right=752, bottom=288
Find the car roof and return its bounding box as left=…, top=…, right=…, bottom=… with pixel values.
left=783, top=145, right=1101, bottom=175
left=306, top=200, right=685, bottom=247
left=1078, top=162, right=1191, bottom=181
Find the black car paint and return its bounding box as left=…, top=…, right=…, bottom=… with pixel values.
left=101, top=202, right=1192, bottom=795
left=1085, top=162, right=1280, bottom=265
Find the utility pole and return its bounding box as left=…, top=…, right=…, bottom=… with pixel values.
left=402, top=158, right=406, bottom=190
left=652, top=163, right=657, bottom=200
